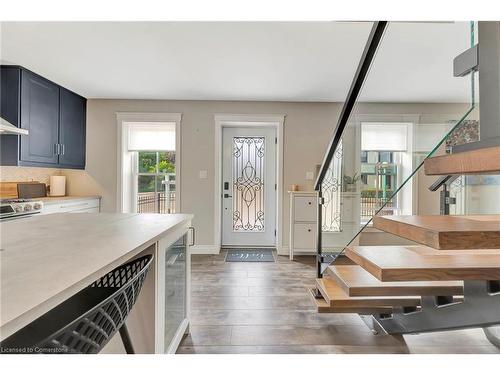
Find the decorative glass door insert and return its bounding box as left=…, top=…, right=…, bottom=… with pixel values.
left=232, top=137, right=265, bottom=232
left=222, top=127, right=276, bottom=247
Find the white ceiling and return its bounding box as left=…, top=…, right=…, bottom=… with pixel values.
left=0, top=22, right=472, bottom=102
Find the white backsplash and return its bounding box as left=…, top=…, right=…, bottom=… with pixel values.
left=0, top=166, right=62, bottom=184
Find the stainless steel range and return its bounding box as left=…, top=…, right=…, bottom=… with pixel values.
left=0, top=199, right=44, bottom=221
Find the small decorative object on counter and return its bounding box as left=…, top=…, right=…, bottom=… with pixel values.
left=49, top=176, right=66, bottom=197
left=291, top=184, right=299, bottom=192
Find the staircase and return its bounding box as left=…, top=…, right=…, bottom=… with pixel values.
left=310, top=21, right=500, bottom=345
left=311, top=148, right=500, bottom=337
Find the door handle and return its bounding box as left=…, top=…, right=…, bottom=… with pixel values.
left=223, top=193, right=232, bottom=198
left=188, top=226, right=195, bottom=246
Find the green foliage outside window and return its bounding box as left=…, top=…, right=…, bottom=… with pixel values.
left=138, top=151, right=175, bottom=193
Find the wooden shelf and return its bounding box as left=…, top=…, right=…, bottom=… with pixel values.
left=424, top=145, right=500, bottom=175
left=315, top=277, right=419, bottom=309
left=327, top=264, right=463, bottom=297
left=373, top=215, right=500, bottom=250
left=346, top=245, right=500, bottom=282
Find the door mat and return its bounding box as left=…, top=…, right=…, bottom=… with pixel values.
left=225, top=249, right=275, bottom=262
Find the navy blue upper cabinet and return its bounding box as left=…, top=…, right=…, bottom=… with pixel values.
left=59, top=88, right=86, bottom=168
left=20, top=69, right=60, bottom=165
left=0, top=66, right=87, bottom=169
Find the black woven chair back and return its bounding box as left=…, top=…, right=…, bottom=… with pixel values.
left=1, top=254, right=153, bottom=354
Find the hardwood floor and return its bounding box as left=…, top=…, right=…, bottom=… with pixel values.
left=177, top=251, right=499, bottom=354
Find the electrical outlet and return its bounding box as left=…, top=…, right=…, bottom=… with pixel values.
left=199, top=170, right=208, bottom=179
left=305, top=171, right=314, bottom=180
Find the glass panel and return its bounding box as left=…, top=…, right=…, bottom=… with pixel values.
left=156, top=175, right=166, bottom=193
left=164, top=235, right=187, bottom=350
left=138, top=151, right=157, bottom=173
left=232, top=136, right=265, bottom=232
left=322, top=141, right=343, bottom=232
left=158, top=151, right=176, bottom=174
left=138, top=175, right=155, bottom=193
left=319, top=21, right=478, bottom=265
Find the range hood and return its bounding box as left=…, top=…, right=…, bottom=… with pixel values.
left=0, top=117, right=28, bottom=135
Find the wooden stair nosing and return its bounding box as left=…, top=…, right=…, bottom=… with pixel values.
left=326, top=264, right=464, bottom=297
left=307, top=288, right=394, bottom=314
left=345, top=245, right=500, bottom=282
left=373, top=215, right=500, bottom=250
left=424, top=145, right=500, bottom=176
left=315, top=278, right=420, bottom=308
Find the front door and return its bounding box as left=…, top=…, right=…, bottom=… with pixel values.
left=222, top=127, right=276, bottom=247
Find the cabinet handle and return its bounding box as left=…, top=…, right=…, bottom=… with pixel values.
left=54, top=143, right=60, bottom=155
left=189, top=226, right=196, bottom=246
left=61, top=144, right=65, bottom=155
left=307, top=229, right=311, bottom=232
left=308, top=202, right=312, bottom=205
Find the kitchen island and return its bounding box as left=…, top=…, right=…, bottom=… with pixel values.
left=0, top=212, right=193, bottom=354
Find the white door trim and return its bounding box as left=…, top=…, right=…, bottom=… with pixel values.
left=214, top=114, right=285, bottom=251
left=116, top=112, right=182, bottom=213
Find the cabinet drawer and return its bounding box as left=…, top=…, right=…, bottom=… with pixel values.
left=70, top=207, right=100, bottom=213
left=42, top=198, right=100, bottom=214
left=293, top=223, right=316, bottom=249
left=293, top=196, right=317, bottom=222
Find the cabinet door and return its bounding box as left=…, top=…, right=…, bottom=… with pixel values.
left=20, top=70, right=59, bottom=165
left=0, top=66, right=21, bottom=126
left=164, top=234, right=187, bottom=351
left=59, top=88, right=86, bottom=168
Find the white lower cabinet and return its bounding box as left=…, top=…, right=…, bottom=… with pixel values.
left=41, top=197, right=101, bottom=214
left=289, top=191, right=318, bottom=260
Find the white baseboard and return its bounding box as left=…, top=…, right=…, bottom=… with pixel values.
left=189, top=245, right=220, bottom=255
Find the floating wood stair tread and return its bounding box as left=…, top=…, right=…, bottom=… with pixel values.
left=373, top=215, right=500, bottom=250
left=327, top=264, right=463, bottom=297
left=307, top=288, right=394, bottom=314
left=315, top=278, right=420, bottom=308
left=346, top=245, right=500, bottom=282
left=424, top=145, right=500, bottom=175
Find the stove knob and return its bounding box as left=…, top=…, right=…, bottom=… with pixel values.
left=23, top=204, right=33, bottom=212
left=14, top=204, right=23, bottom=212
left=33, top=202, right=43, bottom=210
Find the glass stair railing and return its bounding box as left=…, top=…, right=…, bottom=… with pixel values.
left=315, top=21, right=479, bottom=276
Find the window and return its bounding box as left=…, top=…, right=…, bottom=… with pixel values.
left=137, top=151, right=176, bottom=213
left=359, top=122, right=411, bottom=224
left=360, top=150, right=399, bottom=224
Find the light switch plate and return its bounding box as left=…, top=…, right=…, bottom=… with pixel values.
left=199, top=170, right=208, bottom=179
left=305, top=171, right=314, bottom=180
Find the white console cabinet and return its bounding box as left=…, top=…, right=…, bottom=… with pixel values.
left=288, top=191, right=318, bottom=260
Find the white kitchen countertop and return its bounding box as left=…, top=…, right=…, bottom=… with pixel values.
left=0, top=212, right=192, bottom=340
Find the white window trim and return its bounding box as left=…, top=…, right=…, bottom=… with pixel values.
left=354, top=114, right=420, bottom=222
left=214, top=113, right=285, bottom=254
left=116, top=112, right=182, bottom=214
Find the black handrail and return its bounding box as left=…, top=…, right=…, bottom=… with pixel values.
left=314, top=21, right=388, bottom=191
left=315, top=21, right=388, bottom=280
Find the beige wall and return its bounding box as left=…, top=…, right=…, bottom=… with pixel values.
left=66, top=99, right=471, bottom=248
